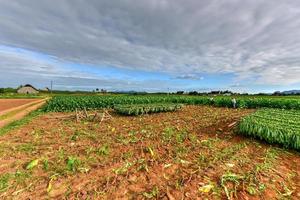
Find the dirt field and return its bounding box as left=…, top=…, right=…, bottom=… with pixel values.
left=0, top=99, right=39, bottom=113
left=0, top=106, right=299, bottom=199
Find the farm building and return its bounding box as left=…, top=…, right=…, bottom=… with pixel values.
left=41, top=87, right=50, bottom=92
left=17, top=84, right=39, bottom=94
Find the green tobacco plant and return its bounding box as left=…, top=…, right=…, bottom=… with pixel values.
left=42, top=95, right=300, bottom=112
left=114, top=103, right=183, bottom=116
left=239, top=109, right=300, bottom=150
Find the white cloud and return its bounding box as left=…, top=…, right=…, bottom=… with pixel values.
left=0, top=0, right=300, bottom=87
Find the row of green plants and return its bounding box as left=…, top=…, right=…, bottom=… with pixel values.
left=114, top=103, right=183, bottom=116
left=42, top=95, right=300, bottom=112
left=239, top=109, right=300, bottom=150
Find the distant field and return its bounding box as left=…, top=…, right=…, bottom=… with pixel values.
left=0, top=94, right=44, bottom=99
left=42, top=94, right=300, bottom=112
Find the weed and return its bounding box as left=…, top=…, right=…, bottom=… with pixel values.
left=175, top=177, right=185, bottom=189
left=258, top=183, right=266, bottom=192
left=197, top=152, right=209, bottom=166
left=16, top=143, right=36, bottom=153
left=43, top=159, right=49, bottom=171
left=212, top=143, right=246, bottom=164
left=70, top=131, right=81, bottom=141
left=57, top=148, right=66, bottom=162
left=275, top=182, right=293, bottom=198
left=96, top=144, right=110, bottom=156
left=173, top=145, right=189, bottom=158
left=143, top=186, right=159, bottom=199
left=113, top=162, right=133, bottom=175
left=85, top=147, right=95, bottom=156
left=121, top=152, right=133, bottom=160
left=146, top=146, right=155, bottom=157
left=175, top=130, right=188, bottom=144
left=200, top=138, right=216, bottom=148
left=14, top=170, right=31, bottom=186
left=255, top=148, right=278, bottom=173
left=137, top=159, right=149, bottom=172
left=220, top=172, right=244, bottom=200
left=162, top=127, right=175, bottom=143
left=247, top=184, right=257, bottom=195
left=188, top=133, right=199, bottom=145
left=0, top=143, right=11, bottom=157
left=0, top=173, right=10, bottom=192
left=116, top=135, right=130, bottom=145
left=66, top=156, right=81, bottom=172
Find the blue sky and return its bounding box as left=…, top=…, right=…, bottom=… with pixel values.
left=1, top=0, right=300, bottom=93
left=1, top=44, right=237, bottom=92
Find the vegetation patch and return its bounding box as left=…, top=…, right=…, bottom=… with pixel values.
left=42, top=95, right=300, bottom=112
left=114, top=103, right=183, bottom=115
left=239, top=109, right=300, bottom=150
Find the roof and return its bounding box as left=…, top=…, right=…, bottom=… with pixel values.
left=22, top=84, right=38, bottom=91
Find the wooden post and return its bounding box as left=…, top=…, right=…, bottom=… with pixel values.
left=75, top=108, right=79, bottom=122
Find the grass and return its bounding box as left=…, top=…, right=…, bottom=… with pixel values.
left=0, top=174, right=10, bottom=192
left=16, top=143, right=36, bottom=153
left=0, top=94, right=43, bottom=99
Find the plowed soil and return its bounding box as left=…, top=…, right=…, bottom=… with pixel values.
left=0, top=106, right=299, bottom=199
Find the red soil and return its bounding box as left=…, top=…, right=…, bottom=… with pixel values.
left=0, top=99, right=38, bottom=113
left=0, top=106, right=299, bottom=199
left=0, top=99, right=47, bottom=128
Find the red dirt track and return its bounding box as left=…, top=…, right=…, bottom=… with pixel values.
left=0, top=99, right=38, bottom=112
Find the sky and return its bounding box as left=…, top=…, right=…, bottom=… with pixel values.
left=1, top=0, right=300, bottom=93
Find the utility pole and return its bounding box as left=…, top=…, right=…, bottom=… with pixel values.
left=50, top=80, right=53, bottom=94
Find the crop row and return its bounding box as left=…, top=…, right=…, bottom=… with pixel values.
left=239, top=109, right=300, bottom=150
left=42, top=95, right=300, bottom=112
left=114, top=103, right=183, bottom=116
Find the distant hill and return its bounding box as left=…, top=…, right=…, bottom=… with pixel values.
left=281, top=90, right=300, bottom=95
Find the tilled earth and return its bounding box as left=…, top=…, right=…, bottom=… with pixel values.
left=0, top=105, right=299, bottom=199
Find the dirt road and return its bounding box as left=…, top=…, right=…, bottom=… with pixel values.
left=0, top=99, right=38, bottom=113
left=0, top=98, right=47, bottom=128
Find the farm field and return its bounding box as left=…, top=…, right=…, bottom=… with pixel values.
left=3, top=1, right=300, bottom=199
left=239, top=109, right=300, bottom=150
left=43, top=95, right=300, bottom=112
left=0, top=105, right=300, bottom=199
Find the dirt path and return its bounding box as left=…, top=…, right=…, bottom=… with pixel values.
left=0, top=99, right=44, bottom=116
left=0, top=99, right=47, bottom=128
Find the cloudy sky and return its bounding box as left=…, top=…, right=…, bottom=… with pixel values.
left=1, top=0, right=300, bottom=93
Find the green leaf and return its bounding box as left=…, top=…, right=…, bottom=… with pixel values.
left=26, top=159, right=39, bottom=170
